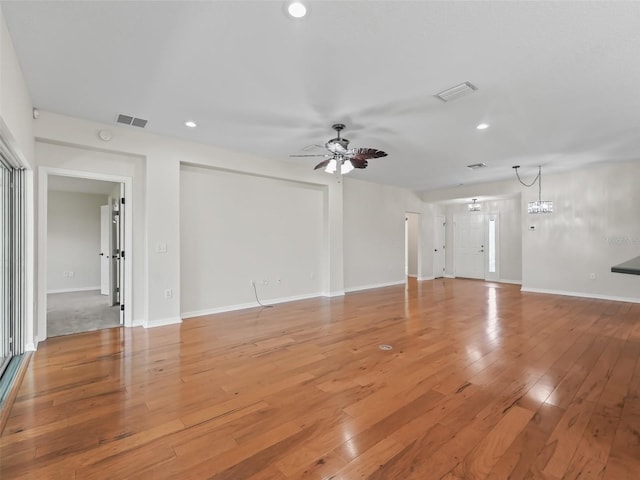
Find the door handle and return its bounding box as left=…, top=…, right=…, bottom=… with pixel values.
left=434, top=249, right=438, bottom=252
left=99, top=252, right=104, bottom=256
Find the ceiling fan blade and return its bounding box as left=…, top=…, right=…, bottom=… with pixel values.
left=303, top=144, right=325, bottom=151
left=313, top=159, right=332, bottom=170
left=349, top=158, right=369, bottom=169
left=348, top=147, right=388, bottom=161
left=290, top=154, right=330, bottom=157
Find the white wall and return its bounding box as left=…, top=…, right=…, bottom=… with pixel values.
left=34, top=111, right=345, bottom=334
left=343, top=177, right=426, bottom=290
left=47, top=191, right=107, bottom=292
left=522, top=160, right=640, bottom=301
left=180, top=165, right=325, bottom=316
left=0, top=11, right=33, bottom=167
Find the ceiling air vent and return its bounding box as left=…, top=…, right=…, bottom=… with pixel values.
left=467, top=162, right=487, bottom=170
left=435, top=82, right=477, bottom=102
left=116, top=113, right=148, bottom=128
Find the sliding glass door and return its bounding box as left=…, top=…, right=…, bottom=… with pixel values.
left=0, top=136, right=26, bottom=378
left=0, top=161, right=12, bottom=376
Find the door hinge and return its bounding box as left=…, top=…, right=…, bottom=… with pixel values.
left=121, top=197, right=125, bottom=205
left=121, top=251, right=125, bottom=259
left=120, top=304, right=125, bottom=311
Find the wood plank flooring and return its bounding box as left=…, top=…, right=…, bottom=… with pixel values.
left=1, top=278, right=639, bottom=479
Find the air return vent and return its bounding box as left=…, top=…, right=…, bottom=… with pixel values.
left=435, top=82, right=477, bottom=102
left=116, top=113, right=148, bottom=128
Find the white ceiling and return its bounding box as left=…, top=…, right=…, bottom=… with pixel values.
left=4, top=1, right=640, bottom=192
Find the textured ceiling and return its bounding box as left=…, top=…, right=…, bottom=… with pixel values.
left=4, top=1, right=640, bottom=191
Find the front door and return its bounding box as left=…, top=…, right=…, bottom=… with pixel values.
left=454, top=214, right=485, bottom=279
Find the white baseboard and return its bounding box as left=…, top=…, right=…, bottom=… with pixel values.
left=444, top=274, right=456, bottom=279
left=47, top=286, right=101, bottom=294
left=25, top=342, right=37, bottom=352
left=182, top=292, right=324, bottom=319
left=418, top=276, right=435, bottom=281
left=132, top=318, right=145, bottom=328
left=521, top=287, right=640, bottom=304
left=325, top=290, right=345, bottom=298
left=144, top=316, right=183, bottom=328
left=345, top=280, right=406, bottom=294
left=499, top=278, right=522, bottom=285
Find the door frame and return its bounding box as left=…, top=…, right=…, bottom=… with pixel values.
left=452, top=212, right=500, bottom=281
left=37, top=167, right=133, bottom=342
left=433, top=215, right=446, bottom=278
left=404, top=212, right=421, bottom=280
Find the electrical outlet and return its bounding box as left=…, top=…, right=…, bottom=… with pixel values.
left=63, top=271, right=68, bottom=277
left=68, top=271, right=74, bottom=277
left=589, top=273, right=596, bottom=280
left=164, top=289, right=172, bottom=299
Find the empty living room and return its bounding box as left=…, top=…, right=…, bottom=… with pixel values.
left=0, top=1, right=639, bottom=479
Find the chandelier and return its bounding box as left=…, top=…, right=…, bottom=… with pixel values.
left=512, top=165, right=553, bottom=214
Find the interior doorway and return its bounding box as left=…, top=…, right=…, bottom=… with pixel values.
left=433, top=215, right=445, bottom=278
left=45, top=175, right=125, bottom=337
left=405, top=212, right=420, bottom=278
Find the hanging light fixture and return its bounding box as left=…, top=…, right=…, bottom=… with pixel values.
left=513, top=165, right=553, bottom=214
left=324, top=157, right=354, bottom=175
left=468, top=198, right=481, bottom=211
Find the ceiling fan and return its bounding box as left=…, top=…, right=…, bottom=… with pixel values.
left=291, top=123, right=388, bottom=174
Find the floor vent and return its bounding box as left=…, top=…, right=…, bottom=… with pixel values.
left=435, top=81, right=477, bottom=102
left=116, top=114, right=148, bottom=128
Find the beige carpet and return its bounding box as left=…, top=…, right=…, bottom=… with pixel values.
left=47, top=290, right=120, bottom=337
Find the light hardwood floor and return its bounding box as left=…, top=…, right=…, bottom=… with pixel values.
left=1, top=278, right=639, bottom=479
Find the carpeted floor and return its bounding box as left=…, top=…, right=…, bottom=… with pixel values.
left=47, top=290, right=121, bottom=337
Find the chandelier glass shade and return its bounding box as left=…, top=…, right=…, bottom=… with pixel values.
left=468, top=198, right=481, bottom=211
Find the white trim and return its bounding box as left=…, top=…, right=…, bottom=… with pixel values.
left=521, top=287, right=640, bottom=304
left=144, top=316, right=182, bottom=329
left=38, top=167, right=135, bottom=343
left=445, top=274, right=456, bottom=279
left=345, top=280, right=406, bottom=293
left=132, top=318, right=145, bottom=327
left=325, top=290, right=345, bottom=298
left=498, top=278, right=522, bottom=285
left=24, top=343, right=37, bottom=352
left=418, top=276, right=435, bottom=281
left=47, top=286, right=101, bottom=294
left=182, top=292, right=324, bottom=319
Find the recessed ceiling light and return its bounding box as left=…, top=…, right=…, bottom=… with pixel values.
left=185, top=121, right=197, bottom=128
left=287, top=1, right=307, bottom=18
left=476, top=123, right=490, bottom=130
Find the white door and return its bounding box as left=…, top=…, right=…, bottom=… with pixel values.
left=433, top=215, right=445, bottom=278
left=100, top=205, right=110, bottom=295
left=455, top=214, right=485, bottom=279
